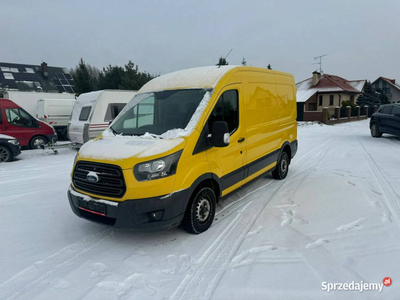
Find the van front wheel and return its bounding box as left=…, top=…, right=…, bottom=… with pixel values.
left=29, top=136, right=48, bottom=149
left=272, top=151, right=289, bottom=180
left=183, top=187, right=216, bottom=234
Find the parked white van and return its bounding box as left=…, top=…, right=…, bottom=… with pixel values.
left=68, top=90, right=137, bottom=145
left=36, top=99, right=76, bottom=139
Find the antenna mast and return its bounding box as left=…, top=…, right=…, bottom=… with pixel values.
left=314, top=54, right=327, bottom=73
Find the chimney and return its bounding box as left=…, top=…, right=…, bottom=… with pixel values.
left=41, top=62, right=48, bottom=78
left=312, top=71, right=321, bottom=86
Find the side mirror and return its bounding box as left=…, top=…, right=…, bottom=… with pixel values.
left=211, top=121, right=230, bottom=147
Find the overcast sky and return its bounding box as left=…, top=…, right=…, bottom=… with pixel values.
left=1, top=0, right=399, bottom=83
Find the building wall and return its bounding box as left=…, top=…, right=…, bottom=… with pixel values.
left=373, top=78, right=400, bottom=103
left=314, top=93, right=358, bottom=112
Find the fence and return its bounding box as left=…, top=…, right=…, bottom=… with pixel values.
left=303, top=105, right=378, bottom=125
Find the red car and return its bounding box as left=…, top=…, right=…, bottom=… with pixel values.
left=0, top=99, right=57, bottom=148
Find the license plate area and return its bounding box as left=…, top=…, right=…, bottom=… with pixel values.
left=78, top=199, right=107, bottom=216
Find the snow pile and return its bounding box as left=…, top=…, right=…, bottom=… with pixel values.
left=78, top=136, right=185, bottom=161
left=139, top=66, right=237, bottom=93
left=297, top=121, right=324, bottom=127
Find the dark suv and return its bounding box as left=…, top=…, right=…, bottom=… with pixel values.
left=370, top=103, right=400, bottom=138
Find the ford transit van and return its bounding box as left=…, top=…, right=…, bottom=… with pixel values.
left=0, top=99, right=57, bottom=148
left=67, top=66, right=297, bottom=234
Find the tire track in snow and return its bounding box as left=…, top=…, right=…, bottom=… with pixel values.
left=170, top=140, right=333, bottom=300
left=170, top=183, right=284, bottom=300
left=0, top=227, right=119, bottom=300
left=358, top=139, right=400, bottom=225
left=214, top=139, right=332, bottom=224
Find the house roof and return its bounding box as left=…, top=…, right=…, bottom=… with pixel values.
left=371, top=76, right=400, bottom=93
left=296, top=74, right=366, bottom=103
left=0, top=62, right=75, bottom=93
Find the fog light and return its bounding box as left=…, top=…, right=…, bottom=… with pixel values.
left=149, top=210, right=164, bottom=221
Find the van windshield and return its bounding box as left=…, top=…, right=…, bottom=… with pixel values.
left=110, top=89, right=209, bottom=136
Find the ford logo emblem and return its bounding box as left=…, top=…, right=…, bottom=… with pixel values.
left=87, top=171, right=99, bottom=183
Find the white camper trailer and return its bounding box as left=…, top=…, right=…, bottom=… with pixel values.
left=68, top=90, right=137, bottom=145
left=36, top=99, right=76, bottom=139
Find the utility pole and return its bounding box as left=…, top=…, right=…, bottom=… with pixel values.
left=313, top=54, right=327, bottom=73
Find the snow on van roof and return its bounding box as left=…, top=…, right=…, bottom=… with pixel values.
left=139, top=66, right=237, bottom=93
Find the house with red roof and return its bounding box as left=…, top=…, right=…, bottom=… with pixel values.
left=296, top=72, right=366, bottom=121
left=371, top=77, right=400, bottom=103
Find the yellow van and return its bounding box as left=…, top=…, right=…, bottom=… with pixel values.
left=67, top=66, right=297, bottom=234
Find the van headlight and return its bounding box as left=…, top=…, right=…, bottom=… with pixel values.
left=134, top=151, right=182, bottom=182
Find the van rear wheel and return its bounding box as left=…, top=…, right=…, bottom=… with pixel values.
left=272, top=151, right=289, bottom=180
left=183, top=187, right=216, bottom=234
left=29, top=136, right=48, bottom=149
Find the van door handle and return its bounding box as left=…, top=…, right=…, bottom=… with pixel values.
left=238, top=137, right=245, bottom=143
left=4, top=126, right=7, bottom=130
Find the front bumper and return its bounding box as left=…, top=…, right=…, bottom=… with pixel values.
left=67, top=185, right=189, bottom=229
left=10, top=144, right=21, bottom=157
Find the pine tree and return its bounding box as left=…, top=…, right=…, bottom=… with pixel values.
left=356, top=81, right=381, bottom=107
left=375, top=88, right=389, bottom=104
left=72, top=58, right=94, bottom=95
left=267, top=64, right=272, bottom=70
left=216, top=56, right=228, bottom=66
left=241, top=57, right=247, bottom=66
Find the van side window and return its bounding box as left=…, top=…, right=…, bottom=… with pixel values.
left=5, top=108, right=33, bottom=127
left=104, top=103, right=127, bottom=122
left=208, top=90, right=239, bottom=134
left=79, top=106, right=92, bottom=121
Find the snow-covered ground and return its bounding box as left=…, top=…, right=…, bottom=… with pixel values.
left=1, top=120, right=399, bottom=299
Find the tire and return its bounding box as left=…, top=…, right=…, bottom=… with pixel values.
left=370, top=123, right=382, bottom=138
left=272, top=151, right=289, bottom=180
left=183, top=187, right=216, bottom=234
left=29, top=135, right=48, bottom=149
left=0, top=146, right=13, bottom=162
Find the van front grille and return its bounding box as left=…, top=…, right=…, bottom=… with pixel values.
left=73, top=161, right=126, bottom=198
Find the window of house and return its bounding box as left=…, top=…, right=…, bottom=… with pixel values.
left=383, top=82, right=387, bottom=88
left=329, top=95, right=334, bottom=106
left=318, top=95, right=323, bottom=106
left=5, top=108, right=33, bottom=127
left=104, top=103, right=127, bottom=122
left=375, top=82, right=379, bottom=89
left=79, top=106, right=92, bottom=121
left=208, top=90, right=239, bottom=134
left=381, top=105, right=393, bottom=114
left=350, top=95, right=355, bottom=103
left=386, top=88, right=390, bottom=94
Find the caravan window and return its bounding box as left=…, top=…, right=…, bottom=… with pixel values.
left=79, top=106, right=92, bottom=121
left=104, top=103, right=127, bottom=122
